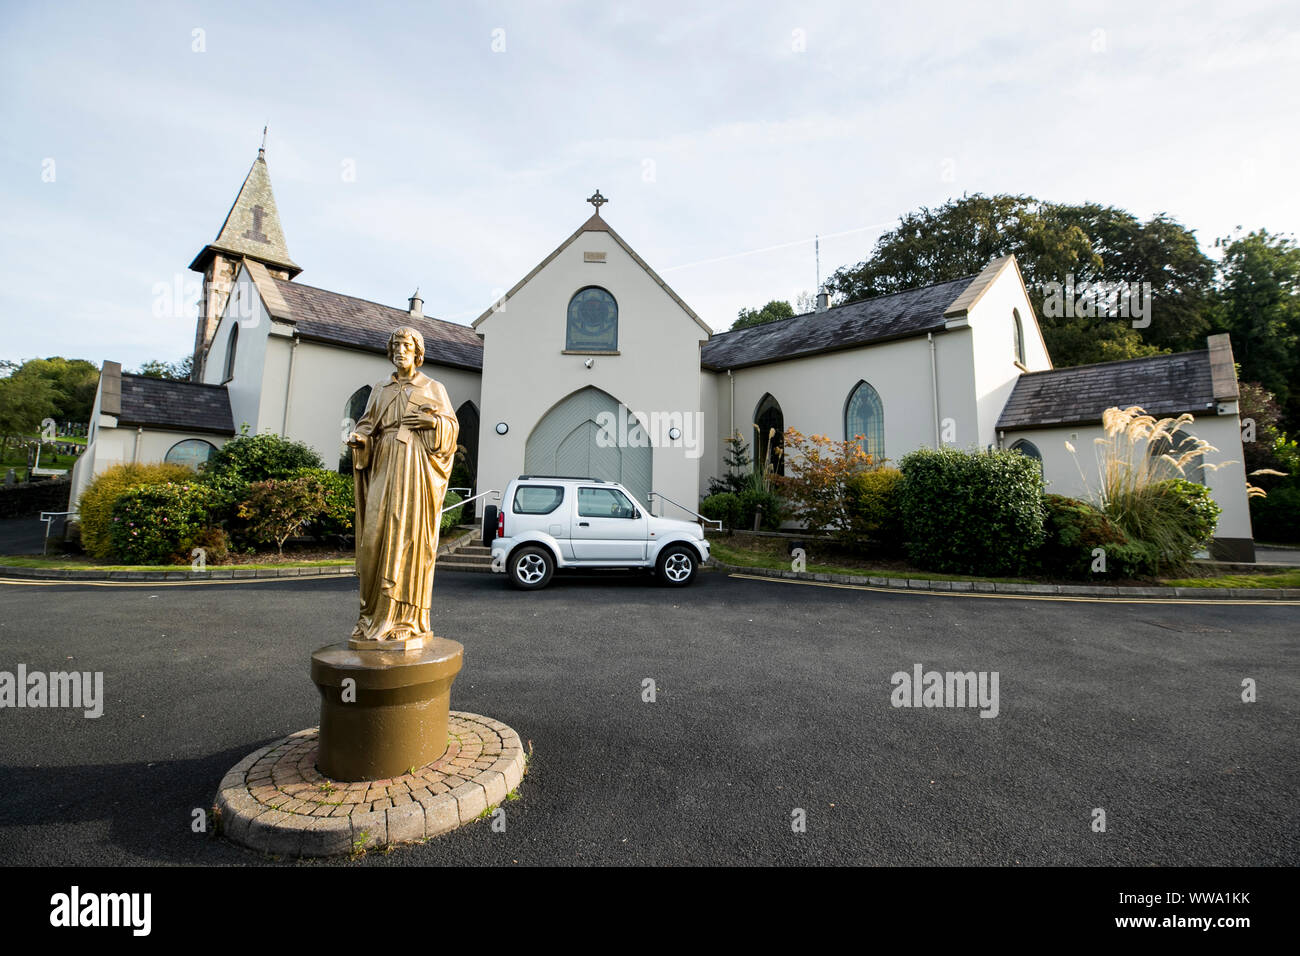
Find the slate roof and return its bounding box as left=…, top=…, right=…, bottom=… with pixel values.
left=700, top=276, right=975, bottom=370
left=189, top=150, right=301, bottom=277
left=274, top=280, right=484, bottom=371
left=118, top=374, right=235, bottom=435
left=997, top=350, right=1217, bottom=431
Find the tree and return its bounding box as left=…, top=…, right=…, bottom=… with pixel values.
left=731, top=299, right=795, bottom=331
left=133, top=356, right=193, bottom=381
left=824, top=193, right=1217, bottom=367
left=0, top=368, right=58, bottom=463
left=4, top=357, right=99, bottom=425
left=1212, top=229, right=1300, bottom=431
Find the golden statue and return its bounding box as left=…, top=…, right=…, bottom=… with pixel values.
left=346, top=327, right=459, bottom=647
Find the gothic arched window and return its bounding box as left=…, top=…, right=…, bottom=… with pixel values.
left=753, top=393, right=785, bottom=476
left=223, top=323, right=239, bottom=383
left=338, top=384, right=372, bottom=474
left=1009, top=438, right=1042, bottom=474
left=1013, top=308, right=1026, bottom=365
left=845, top=380, right=885, bottom=461
left=566, top=287, right=618, bottom=352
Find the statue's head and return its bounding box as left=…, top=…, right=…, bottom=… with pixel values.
left=388, top=327, right=425, bottom=368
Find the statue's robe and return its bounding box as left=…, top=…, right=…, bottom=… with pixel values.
left=350, top=369, right=459, bottom=642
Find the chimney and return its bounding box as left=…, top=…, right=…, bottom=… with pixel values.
left=816, top=291, right=830, bottom=313
left=408, top=288, right=423, bottom=318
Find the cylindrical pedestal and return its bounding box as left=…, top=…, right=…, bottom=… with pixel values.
left=310, top=638, right=464, bottom=782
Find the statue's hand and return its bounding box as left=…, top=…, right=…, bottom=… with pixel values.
left=401, top=408, right=438, bottom=430
left=346, top=432, right=366, bottom=447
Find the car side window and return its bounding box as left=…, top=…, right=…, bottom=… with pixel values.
left=578, top=487, right=636, bottom=519
left=513, top=485, right=564, bottom=515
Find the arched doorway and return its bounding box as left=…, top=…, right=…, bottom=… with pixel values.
left=524, top=387, right=652, bottom=504
left=454, top=401, right=480, bottom=519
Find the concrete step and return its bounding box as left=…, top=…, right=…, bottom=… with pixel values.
left=438, top=560, right=496, bottom=574
left=456, top=545, right=492, bottom=555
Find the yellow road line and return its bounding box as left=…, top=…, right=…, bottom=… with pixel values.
left=727, top=573, right=1300, bottom=606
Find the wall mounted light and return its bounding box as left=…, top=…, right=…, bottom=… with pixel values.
left=668, top=427, right=682, bottom=441
left=495, top=422, right=509, bottom=435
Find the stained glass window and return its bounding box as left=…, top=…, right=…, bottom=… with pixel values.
left=566, top=287, right=618, bottom=352
left=845, top=380, right=885, bottom=461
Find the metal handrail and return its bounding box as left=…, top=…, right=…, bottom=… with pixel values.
left=440, top=489, right=500, bottom=515
left=647, top=491, right=723, bottom=530
left=39, top=510, right=78, bottom=555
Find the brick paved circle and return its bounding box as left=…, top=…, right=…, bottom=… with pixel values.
left=214, top=711, right=527, bottom=858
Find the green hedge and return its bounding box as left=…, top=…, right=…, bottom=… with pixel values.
left=844, top=467, right=904, bottom=553
left=898, top=447, right=1046, bottom=575
left=79, top=463, right=195, bottom=559
left=108, top=481, right=220, bottom=565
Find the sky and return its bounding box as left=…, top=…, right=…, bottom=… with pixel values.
left=1, top=0, right=1298, bottom=371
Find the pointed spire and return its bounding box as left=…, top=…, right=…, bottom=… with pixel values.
left=189, top=138, right=300, bottom=277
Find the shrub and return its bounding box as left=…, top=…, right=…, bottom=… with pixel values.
left=773, top=429, right=873, bottom=536
left=1039, top=494, right=1130, bottom=578
left=1156, top=478, right=1221, bottom=552
left=441, top=490, right=463, bottom=533
left=79, top=462, right=194, bottom=560
left=192, top=526, right=230, bottom=566
left=738, top=484, right=785, bottom=531
left=707, top=433, right=754, bottom=497
left=289, top=467, right=354, bottom=539
left=844, top=467, right=904, bottom=553
left=898, top=447, right=1046, bottom=575
left=201, top=428, right=324, bottom=484
left=1249, top=481, right=1300, bottom=543
left=107, top=481, right=219, bottom=565
left=1077, top=406, right=1222, bottom=571
left=236, top=477, right=327, bottom=554
left=700, top=492, right=742, bottom=530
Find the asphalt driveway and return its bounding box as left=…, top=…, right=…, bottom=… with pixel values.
left=0, top=569, right=1295, bottom=866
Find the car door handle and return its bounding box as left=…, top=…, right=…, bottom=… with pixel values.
left=578, top=521, right=589, bottom=526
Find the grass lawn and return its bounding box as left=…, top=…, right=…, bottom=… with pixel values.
left=707, top=539, right=1040, bottom=585
left=709, top=536, right=1300, bottom=590
left=1163, top=569, right=1300, bottom=589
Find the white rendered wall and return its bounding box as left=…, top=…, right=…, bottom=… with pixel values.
left=966, top=265, right=1053, bottom=447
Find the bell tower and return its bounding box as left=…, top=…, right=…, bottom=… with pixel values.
left=189, top=133, right=301, bottom=380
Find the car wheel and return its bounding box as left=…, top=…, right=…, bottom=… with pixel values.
left=656, top=545, right=697, bottom=586
left=481, top=505, right=499, bottom=548
left=509, top=545, right=554, bottom=590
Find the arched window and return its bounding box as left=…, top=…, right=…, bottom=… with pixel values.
left=223, top=323, right=239, bottom=383
left=753, top=393, right=784, bottom=476
left=845, top=380, right=885, bottom=461
left=566, top=287, right=618, bottom=352
left=1009, top=438, right=1042, bottom=473
left=338, top=384, right=372, bottom=474
left=1012, top=308, right=1026, bottom=365
left=1149, top=427, right=1206, bottom=485
left=165, top=438, right=217, bottom=472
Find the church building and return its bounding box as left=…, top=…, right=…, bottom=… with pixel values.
left=69, top=148, right=1257, bottom=562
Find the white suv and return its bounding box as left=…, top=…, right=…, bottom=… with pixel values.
left=483, top=476, right=711, bottom=590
